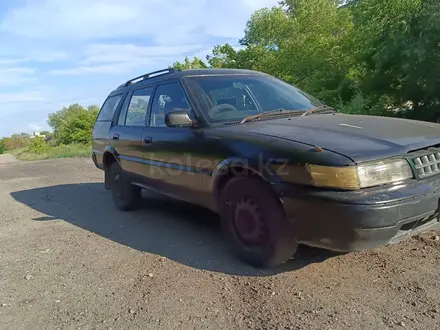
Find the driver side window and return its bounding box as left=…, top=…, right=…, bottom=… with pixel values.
left=204, top=84, right=259, bottom=122
left=209, top=87, right=256, bottom=111
left=150, top=83, right=190, bottom=127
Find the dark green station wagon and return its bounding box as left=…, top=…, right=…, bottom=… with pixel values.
left=92, top=68, right=440, bottom=268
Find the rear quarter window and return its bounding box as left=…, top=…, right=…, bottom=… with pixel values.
left=96, top=94, right=123, bottom=122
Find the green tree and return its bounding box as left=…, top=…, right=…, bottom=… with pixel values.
left=349, top=0, right=440, bottom=118
left=48, top=104, right=84, bottom=136
left=206, top=44, right=241, bottom=68
left=47, top=103, right=99, bottom=145
left=87, top=105, right=101, bottom=114
left=172, top=56, right=208, bottom=70
left=197, top=1, right=355, bottom=103
left=0, top=139, right=5, bottom=154
left=244, top=1, right=354, bottom=103
left=172, top=0, right=439, bottom=120
left=206, top=44, right=271, bottom=71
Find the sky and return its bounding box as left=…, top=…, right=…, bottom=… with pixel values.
left=0, top=0, right=279, bottom=137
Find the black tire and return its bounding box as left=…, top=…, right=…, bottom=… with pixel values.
left=108, top=163, right=141, bottom=211
left=219, top=177, right=298, bottom=268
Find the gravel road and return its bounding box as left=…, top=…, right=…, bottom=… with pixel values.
left=0, top=155, right=439, bottom=330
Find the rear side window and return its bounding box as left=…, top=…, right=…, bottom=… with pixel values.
left=125, top=87, right=154, bottom=127
left=117, top=92, right=132, bottom=126
left=97, top=94, right=123, bottom=122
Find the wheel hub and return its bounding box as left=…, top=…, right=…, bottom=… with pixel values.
left=233, top=197, right=266, bottom=245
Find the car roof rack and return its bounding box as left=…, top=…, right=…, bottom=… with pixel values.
left=117, top=68, right=179, bottom=89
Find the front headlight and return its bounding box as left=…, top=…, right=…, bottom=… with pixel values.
left=275, top=159, right=414, bottom=190
left=356, top=159, right=413, bottom=188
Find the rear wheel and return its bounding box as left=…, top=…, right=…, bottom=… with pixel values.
left=219, top=177, right=298, bottom=268
left=108, top=163, right=141, bottom=211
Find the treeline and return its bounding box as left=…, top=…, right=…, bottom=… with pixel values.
left=0, top=104, right=99, bottom=155
left=173, top=0, right=440, bottom=121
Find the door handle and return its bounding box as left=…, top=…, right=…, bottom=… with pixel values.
left=112, top=133, right=119, bottom=140
left=143, top=137, right=152, bottom=144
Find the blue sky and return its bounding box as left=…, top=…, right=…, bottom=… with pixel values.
left=0, top=0, right=278, bottom=137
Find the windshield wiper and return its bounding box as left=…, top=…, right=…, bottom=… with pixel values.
left=240, top=109, right=304, bottom=124
left=300, top=105, right=336, bottom=117
left=239, top=105, right=336, bottom=124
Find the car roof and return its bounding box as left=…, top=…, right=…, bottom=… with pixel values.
left=175, top=68, right=263, bottom=76
left=108, top=68, right=266, bottom=96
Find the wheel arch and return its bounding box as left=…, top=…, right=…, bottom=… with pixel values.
left=212, top=158, right=271, bottom=209
left=102, top=147, right=120, bottom=190
left=102, top=146, right=120, bottom=169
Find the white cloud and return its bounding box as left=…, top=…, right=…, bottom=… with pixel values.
left=0, top=91, right=47, bottom=104
left=80, top=44, right=205, bottom=65
left=51, top=57, right=170, bottom=76
left=0, top=0, right=279, bottom=43
left=0, top=50, right=69, bottom=64
left=0, top=58, right=25, bottom=65
left=0, top=0, right=138, bottom=40
left=29, top=123, right=43, bottom=131
left=27, top=51, right=70, bottom=63
left=0, top=67, right=37, bottom=86
left=1, top=67, right=36, bottom=75
left=50, top=62, right=152, bottom=76
left=50, top=43, right=211, bottom=76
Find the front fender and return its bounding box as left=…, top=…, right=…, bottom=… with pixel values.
left=211, top=157, right=273, bottom=199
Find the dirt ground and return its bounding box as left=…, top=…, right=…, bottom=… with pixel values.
left=0, top=155, right=439, bottom=330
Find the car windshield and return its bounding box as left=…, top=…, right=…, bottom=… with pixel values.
left=185, top=74, right=323, bottom=124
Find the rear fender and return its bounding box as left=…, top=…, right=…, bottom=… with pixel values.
left=103, top=146, right=120, bottom=190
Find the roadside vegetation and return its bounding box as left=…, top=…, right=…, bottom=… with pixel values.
left=0, top=104, right=99, bottom=161
left=11, top=143, right=91, bottom=161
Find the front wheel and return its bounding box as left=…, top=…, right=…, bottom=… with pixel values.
left=219, top=177, right=298, bottom=268
left=108, top=163, right=141, bottom=211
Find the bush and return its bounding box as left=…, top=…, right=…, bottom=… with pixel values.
left=338, top=92, right=394, bottom=117
left=14, top=143, right=91, bottom=161
left=27, top=136, right=50, bottom=154
left=47, top=137, right=58, bottom=147
left=0, top=134, right=30, bottom=151
left=338, top=92, right=369, bottom=115
left=0, top=140, right=4, bottom=154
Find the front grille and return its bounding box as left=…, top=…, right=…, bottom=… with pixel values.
left=411, top=151, right=440, bottom=178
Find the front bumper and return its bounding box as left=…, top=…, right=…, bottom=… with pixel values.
left=272, top=178, right=440, bottom=252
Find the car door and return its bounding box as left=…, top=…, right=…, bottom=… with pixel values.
left=141, top=81, right=213, bottom=205
left=110, top=86, right=154, bottom=177
left=92, top=93, right=124, bottom=168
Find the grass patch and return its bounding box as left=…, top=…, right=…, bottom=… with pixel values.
left=14, top=144, right=91, bottom=161
left=9, top=147, right=27, bottom=157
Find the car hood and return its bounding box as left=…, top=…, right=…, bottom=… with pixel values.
left=236, top=114, right=440, bottom=162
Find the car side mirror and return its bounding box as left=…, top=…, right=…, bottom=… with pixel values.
left=165, top=110, right=194, bottom=128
